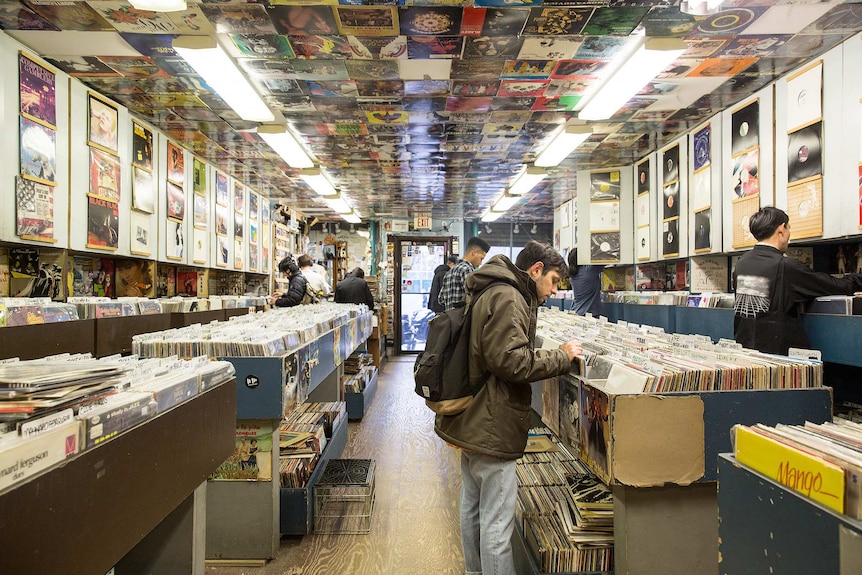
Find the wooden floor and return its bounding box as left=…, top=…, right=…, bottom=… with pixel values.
left=207, top=356, right=466, bottom=575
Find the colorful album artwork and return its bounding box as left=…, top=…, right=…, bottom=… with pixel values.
left=87, top=195, right=119, bottom=250
left=167, top=181, right=185, bottom=222
left=132, top=121, right=153, bottom=171
left=166, top=219, right=184, bottom=260
left=89, top=148, right=121, bottom=203
left=15, top=176, right=55, bottom=242
left=216, top=172, right=228, bottom=207
left=19, top=52, right=56, bottom=128
left=215, top=204, right=228, bottom=236
left=88, top=93, right=118, bottom=153
left=193, top=157, right=206, bottom=195
left=132, top=165, right=154, bottom=214
left=692, top=125, right=711, bottom=171
left=20, top=117, right=56, bottom=185
left=166, top=140, right=184, bottom=184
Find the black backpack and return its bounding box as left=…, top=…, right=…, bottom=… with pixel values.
left=413, top=283, right=497, bottom=415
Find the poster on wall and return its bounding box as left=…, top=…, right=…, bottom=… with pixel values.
left=193, top=228, right=207, bottom=264
left=132, top=165, right=154, bottom=214
left=87, top=93, right=118, bottom=154
left=20, top=117, right=56, bottom=185
left=166, top=140, right=184, bottom=184
left=785, top=61, right=822, bottom=133
left=193, top=157, right=206, bottom=195
left=215, top=204, right=228, bottom=236
left=86, top=195, right=119, bottom=250
left=167, top=181, right=185, bottom=222
left=19, top=52, right=56, bottom=128
left=166, top=219, right=184, bottom=260
left=132, top=121, right=153, bottom=171
left=115, top=259, right=154, bottom=298
left=216, top=171, right=228, bottom=206
left=129, top=210, right=151, bottom=257
left=89, top=147, right=121, bottom=202
left=15, top=176, right=56, bottom=242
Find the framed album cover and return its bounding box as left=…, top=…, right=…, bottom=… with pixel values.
left=89, top=147, right=121, bottom=203
left=785, top=61, right=822, bottom=133
left=19, top=52, right=56, bottom=129
left=216, top=171, right=228, bottom=207
left=15, top=176, right=56, bottom=243
left=166, top=219, right=184, bottom=261
left=86, top=195, right=119, bottom=250
left=167, top=180, right=185, bottom=222
left=166, top=140, right=184, bottom=184
left=88, top=92, right=118, bottom=154
left=132, top=165, right=154, bottom=214
left=130, top=210, right=151, bottom=257
left=193, top=157, right=206, bottom=195
left=20, top=117, right=56, bottom=185
left=787, top=121, right=822, bottom=184
left=132, top=121, right=153, bottom=171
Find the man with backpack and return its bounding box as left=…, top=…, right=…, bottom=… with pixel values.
left=435, top=240, right=582, bottom=575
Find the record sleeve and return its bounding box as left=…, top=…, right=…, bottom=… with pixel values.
left=731, top=100, right=759, bottom=156
left=663, top=182, right=680, bottom=221
left=692, top=125, right=710, bottom=171
left=589, top=201, right=619, bottom=232
left=637, top=159, right=650, bottom=195
left=694, top=209, right=711, bottom=253
left=635, top=192, right=650, bottom=228
left=662, top=218, right=679, bottom=258
left=590, top=232, right=620, bottom=263
left=785, top=61, right=822, bottom=133
left=636, top=225, right=650, bottom=261
left=787, top=177, right=823, bottom=240
left=662, top=144, right=679, bottom=185
left=690, top=166, right=711, bottom=213
left=589, top=171, right=620, bottom=200
left=731, top=149, right=759, bottom=198
left=787, top=122, right=822, bottom=184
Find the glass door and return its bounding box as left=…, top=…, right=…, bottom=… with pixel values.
left=398, top=238, right=449, bottom=353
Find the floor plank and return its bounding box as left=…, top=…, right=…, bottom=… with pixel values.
left=207, top=356, right=465, bottom=575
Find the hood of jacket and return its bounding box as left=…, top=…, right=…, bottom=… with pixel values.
left=465, top=254, right=537, bottom=306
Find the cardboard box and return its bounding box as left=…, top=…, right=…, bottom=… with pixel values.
left=579, top=379, right=705, bottom=487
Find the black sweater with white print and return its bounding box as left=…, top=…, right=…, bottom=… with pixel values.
left=732, top=244, right=862, bottom=354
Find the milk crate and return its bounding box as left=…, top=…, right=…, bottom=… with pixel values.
left=313, top=459, right=375, bottom=534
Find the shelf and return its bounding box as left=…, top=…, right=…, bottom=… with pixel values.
left=95, top=313, right=172, bottom=357
left=0, top=318, right=95, bottom=360
left=718, top=454, right=862, bottom=575
left=346, top=368, right=378, bottom=420
left=0, top=381, right=237, bottom=575
left=280, top=414, right=349, bottom=535
left=512, top=522, right=611, bottom=575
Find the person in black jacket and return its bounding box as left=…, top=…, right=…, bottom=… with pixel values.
left=271, top=255, right=309, bottom=308
left=733, top=207, right=862, bottom=354
left=334, top=267, right=374, bottom=309
left=428, top=254, right=458, bottom=313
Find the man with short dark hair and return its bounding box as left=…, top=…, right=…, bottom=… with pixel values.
left=435, top=240, right=582, bottom=575
left=298, top=254, right=331, bottom=297
left=334, top=267, right=375, bottom=309
left=428, top=254, right=458, bottom=313
left=733, top=206, right=862, bottom=354
left=438, top=237, right=491, bottom=310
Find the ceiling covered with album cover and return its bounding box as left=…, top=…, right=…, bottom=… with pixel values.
left=3, top=0, right=862, bottom=222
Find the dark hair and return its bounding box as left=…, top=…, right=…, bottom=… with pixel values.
left=278, top=255, right=298, bottom=275
left=748, top=206, right=789, bottom=241
left=297, top=254, right=313, bottom=268
left=566, top=249, right=579, bottom=277
left=466, top=237, right=491, bottom=253
left=350, top=267, right=365, bottom=278
left=515, top=240, right=568, bottom=277
left=447, top=254, right=459, bottom=264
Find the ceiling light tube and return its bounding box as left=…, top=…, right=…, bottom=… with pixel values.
left=680, top=0, right=725, bottom=16
left=341, top=211, right=361, bottom=224
left=324, top=195, right=352, bottom=214
left=534, top=125, right=593, bottom=167
left=299, top=167, right=337, bottom=196
left=578, top=38, right=687, bottom=121
left=129, top=0, right=187, bottom=11
left=492, top=193, right=522, bottom=213
left=173, top=36, right=273, bottom=122
left=481, top=210, right=504, bottom=223
left=509, top=165, right=548, bottom=196
left=258, top=125, right=314, bottom=169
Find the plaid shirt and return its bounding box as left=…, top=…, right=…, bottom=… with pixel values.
left=438, top=259, right=475, bottom=310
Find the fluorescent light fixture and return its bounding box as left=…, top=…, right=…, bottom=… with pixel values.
left=324, top=195, right=352, bottom=214
left=534, top=125, right=592, bottom=167
left=481, top=210, right=504, bottom=223
left=578, top=38, right=687, bottom=121
left=299, top=167, right=337, bottom=196
left=173, top=36, right=273, bottom=122
left=341, top=211, right=362, bottom=224
left=508, top=165, right=548, bottom=196
left=258, top=125, right=314, bottom=169
left=680, top=0, right=724, bottom=16
left=492, top=193, right=522, bottom=213
left=129, top=0, right=186, bottom=11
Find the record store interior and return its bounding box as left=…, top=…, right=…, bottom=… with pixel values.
left=2, top=1, right=862, bottom=574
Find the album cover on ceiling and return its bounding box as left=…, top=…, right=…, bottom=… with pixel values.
left=501, top=60, right=556, bottom=80
left=27, top=1, right=111, bottom=31
left=231, top=34, right=295, bottom=59
left=290, top=60, right=348, bottom=81
left=643, top=8, right=697, bottom=37
left=688, top=57, right=757, bottom=79
left=523, top=7, right=592, bottom=35
left=345, top=59, right=400, bottom=80
left=551, top=59, right=606, bottom=80
left=785, top=61, right=822, bottom=133
left=693, top=125, right=711, bottom=171
left=721, top=35, right=789, bottom=59
left=89, top=2, right=178, bottom=34
left=451, top=58, right=506, bottom=80
left=589, top=171, right=620, bottom=201
left=289, top=35, right=352, bottom=59
left=480, top=7, right=531, bottom=36
left=731, top=149, right=760, bottom=198
left=694, top=209, right=711, bottom=252
left=334, top=6, right=399, bottom=37
left=582, top=6, right=648, bottom=36
left=787, top=122, right=823, bottom=184
left=695, top=7, right=765, bottom=35
left=462, top=36, right=522, bottom=59
left=400, top=7, right=463, bottom=36
left=663, top=182, right=680, bottom=221
left=683, top=37, right=728, bottom=60
left=802, top=3, right=862, bottom=35
left=574, top=35, right=628, bottom=60
left=267, top=5, right=334, bottom=36
left=407, top=36, right=460, bottom=59
left=731, top=100, right=760, bottom=156
left=516, top=37, right=579, bottom=60
left=451, top=80, right=500, bottom=97
left=662, top=218, right=679, bottom=258
left=662, top=144, right=679, bottom=185
left=773, top=34, right=845, bottom=61
left=590, top=232, right=620, bottom=263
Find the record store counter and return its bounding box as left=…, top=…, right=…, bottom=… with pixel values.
left=0, top=379, right=236, bottom=575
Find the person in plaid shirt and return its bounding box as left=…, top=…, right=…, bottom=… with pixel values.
left=439, top=237, right=491, bottom=311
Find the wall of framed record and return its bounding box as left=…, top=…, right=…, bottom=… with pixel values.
left=576, top=167, right=633, bottom=265
left=659, top=135, right=689, bottom=260
left=0, top=36, right=70, bottom=249
left=157, top=132, right=189, bottom=265
left=688, top=115, right=723, bottom=256
left=633, top=154, right=655, bottom=262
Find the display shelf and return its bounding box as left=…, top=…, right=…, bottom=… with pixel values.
left=225, top=307, right=253, bottom=320
left=803, top=314, right=862, bottom=367
left=346, top=367, right=378, bottom=421
left=279, top=413, right=349, bottom=535
left=95, top=313, right=172, bottom=357
left=0, top=380, right=236, bottom=575
left=0, top=318, right=95, bottom=360
left=717, top=454, right=862, bottom=575
left=674, top=306, right=733, bottom=341
left=170, top=309, right=225, bottom=328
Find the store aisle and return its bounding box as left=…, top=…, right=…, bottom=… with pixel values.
left=208, top=356, right=465, bottom=575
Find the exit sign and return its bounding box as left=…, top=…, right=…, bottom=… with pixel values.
left=414, top=214, right=432, bottom=229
